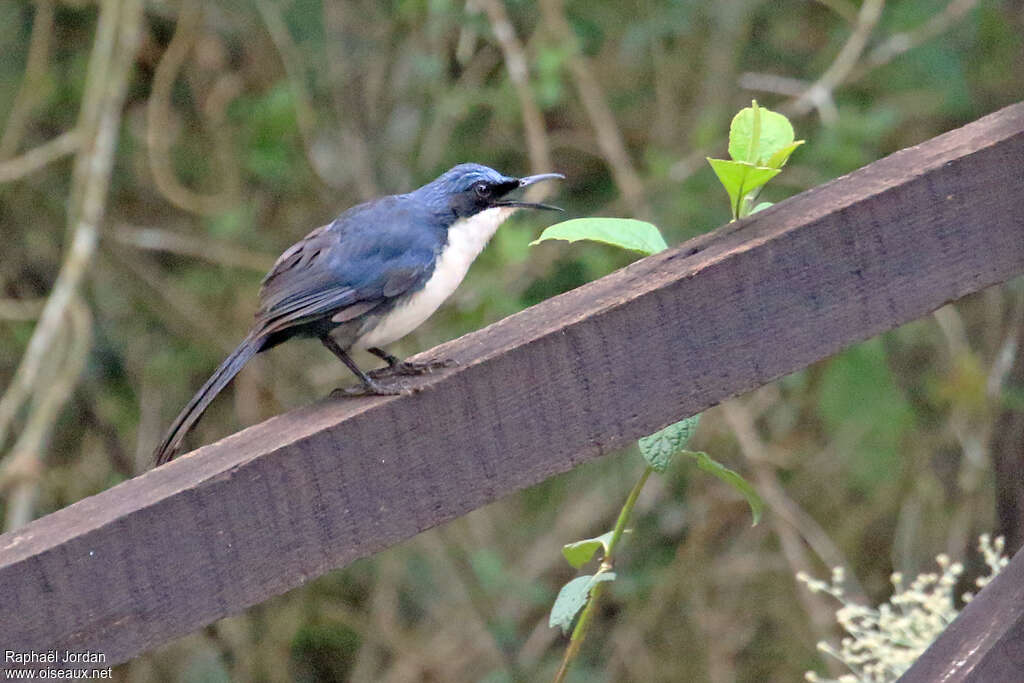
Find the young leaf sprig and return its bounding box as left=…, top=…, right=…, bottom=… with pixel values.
left=531, top=101, right=800, bottom=683
left=707, top=100, right=804, bottom=220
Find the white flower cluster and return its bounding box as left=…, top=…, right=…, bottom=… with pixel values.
left=796, top=534, right=1008, bottom=683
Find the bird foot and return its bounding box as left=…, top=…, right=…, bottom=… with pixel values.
left=330, top=379, right=412, bottom=398
left=368, top=358, right=457, bottom=379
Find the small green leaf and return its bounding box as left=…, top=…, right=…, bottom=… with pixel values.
left=638, top=414, right=701, bottom=473
left=683, top=450, right=763, bottom=525
left=765, top=140, right=804, bottom=170
left=707, top=158, right=780, bottom=220
left=729, top=102, right=795, bottom=166
left=549, top=576, right=592, bottom=633
left=530, top=218, right=668, bottom=255
left=549, top=573, right=617, bottom=634
left=751, top=201, right=774, bottom=214
left=562, top=530, right=616, bottom=569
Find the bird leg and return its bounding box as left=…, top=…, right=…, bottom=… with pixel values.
left=366, top=347, right=457, bottom=378
left=320, top=336, right=408, bottom=396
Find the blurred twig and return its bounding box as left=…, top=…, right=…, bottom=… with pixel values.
left=478, top=0, right=554, bottom=185
left=813, top=0, right=858, bottom=24
left=132, top=372, right=163, bottom=474
left=1, top=0, right=56, bottom=159
left=689, top=2, right=757, bottom=146
left=992, top=287, right=1024, bottom=549
left=256, top=0, right=358, bottom=194
left=0, top=0, right=140, bottom=463
left=538, top=0, right=648, bottom=216
left=721, top=399, right=855, bottom=651
left=415, top=49, right=500, bottom=173
left=322, top=2, right=383, bottom=200
left=0, top=129, right=82, bottom=184
left=349, top=554, right=405, bottom=682
left=933, top=303, right=971, bottom=362
left=788, top=0, right=885, bottom=122
left=743, top=0, right=980, bottom=124
left=650, top=37, right=679, bottom=148
left=933, top=303, right=996, bottom=559
left=988, top=288, right=1024, bottom=399
left=146, top=0, right=239, bottom=215
left=742, top=0, right=885, bottom=123
left=431, top=530, right=529, bottom=681
left=100, top=244, right=290, bottom=435
left=104, top=244, right=249, bottom=355
left=111, top=224, right=276, bottom=271
left=736, top=72, right=808, bottom=99
left=2, top=296, right=91, bottom=530
left=851, top=0, right=980, bottom=80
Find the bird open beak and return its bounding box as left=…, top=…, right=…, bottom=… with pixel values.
left=494, top=172, right=565, bottom=211
left=518, top=172, right=566, bottom=187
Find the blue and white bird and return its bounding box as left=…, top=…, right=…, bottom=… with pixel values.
left=153, top=163, right=564, bottom=465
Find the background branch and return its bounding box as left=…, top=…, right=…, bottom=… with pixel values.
left=0, top=0, right=56, bottom=160
left=2, top=295, right=91, bottom=530
left=110, top=224, right=276, bottom=272
left=538, top=0, right=647, bottom=216
left=255, top=0, right=353, bottom=193
left=478, top=0, right=554, bottom=184
left=788, top=0, right=885, bottom=121
left=0, top=129, right=81, bottom=184
left=0, top=0, right=141, bottom=508
left=146, top=0, right=239, bottom=215
left=852, top=0, right=980, bottom=79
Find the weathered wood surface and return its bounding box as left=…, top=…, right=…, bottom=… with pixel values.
left=2, top=102, right=1023, bottom=668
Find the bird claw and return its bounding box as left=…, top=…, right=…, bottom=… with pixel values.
left=368, top=358, right=457, bottom=379
left=330, top=380, right=412, bottom=398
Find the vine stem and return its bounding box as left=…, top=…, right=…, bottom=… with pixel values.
left=552, top=466, right=653, bottom=683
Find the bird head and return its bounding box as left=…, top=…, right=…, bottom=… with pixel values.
left=427, top=163, right=565, bottom=219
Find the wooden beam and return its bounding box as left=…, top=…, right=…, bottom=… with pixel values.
left=2, top=103, right=1023, bottom=668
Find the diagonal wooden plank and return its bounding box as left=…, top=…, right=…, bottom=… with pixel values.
left=1, top=102, right=1023, bottom=668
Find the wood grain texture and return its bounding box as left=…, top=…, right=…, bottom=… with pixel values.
left=2, top=102, right=1023, bottom=668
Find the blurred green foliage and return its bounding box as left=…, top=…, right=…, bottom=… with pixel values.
left=818, top=339, right=916, bottom=493
left=2, top=0, right=1023, bottom=680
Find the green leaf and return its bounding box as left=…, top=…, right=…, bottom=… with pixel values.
left=530, top=218, right=668, bottom=255
left=562, top=530, right=616, bottom=569
left=549, top=577, right=592, bottom=632
left=638, top=414, right=701, bottom=473
left=683, top=450, right=763, bottom=525
left=766, top=140, right=805, bottom=169
left=750, top=201, right=774, bottom=214
left=707, top=158, right=780, bottom=220
left=728, top=101, right=795, bottom=166
left=548, top=572, right=618, bottom=634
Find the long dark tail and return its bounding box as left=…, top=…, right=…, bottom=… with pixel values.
left=153, top=332, right=264, bottom=466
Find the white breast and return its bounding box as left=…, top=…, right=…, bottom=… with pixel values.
left=354, top=207, right=515, bottom=349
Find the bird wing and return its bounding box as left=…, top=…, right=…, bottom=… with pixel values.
left=253, top=197, right=439, bottom=337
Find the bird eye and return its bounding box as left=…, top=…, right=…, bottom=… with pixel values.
left=474, top=182, right=491, bottom=198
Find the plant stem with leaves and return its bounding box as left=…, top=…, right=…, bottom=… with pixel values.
left=552, top=466, right=652, bottom=683
left=535, top=101, right=795, bottom=681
